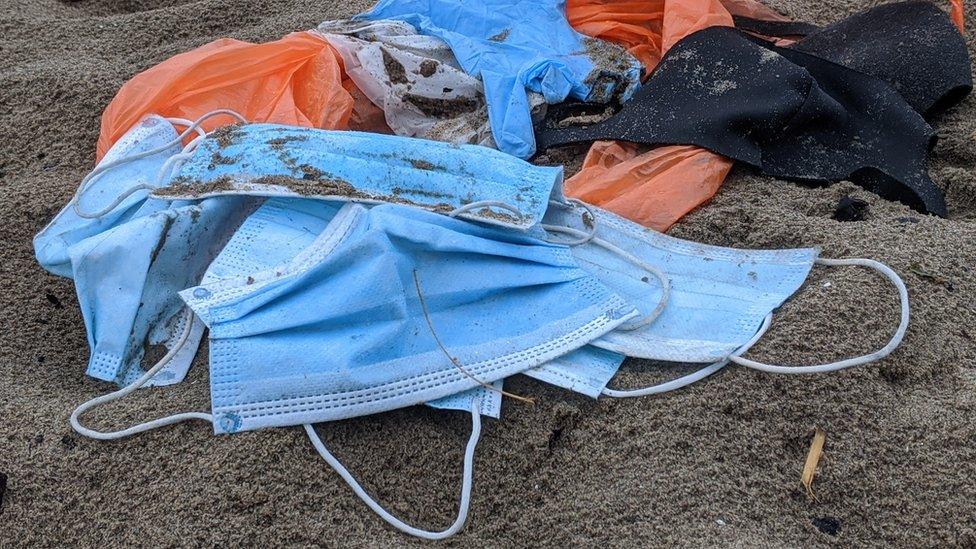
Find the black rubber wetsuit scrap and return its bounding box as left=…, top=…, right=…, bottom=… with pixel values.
left=536, top=2, right=971, bottom=216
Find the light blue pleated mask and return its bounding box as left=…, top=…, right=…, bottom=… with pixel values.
left=153, top=123, right=561, bottom=230
left=67, top=197, right=252, bottom=386
left=545, top=201, right=818, bottom=362
left=34, top=114, right=254, bottom=386
left=70, top=200, right=629, bottom=541
left=187, top=196, right=504, bottom=418
left=533, top=195, right=909, bottom=398
left=178, top=202, right=635, bottom=433
left=34, top=115, right=179, bottom=278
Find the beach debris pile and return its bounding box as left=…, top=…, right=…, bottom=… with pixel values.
left=34, top=0, right=968, bottom=540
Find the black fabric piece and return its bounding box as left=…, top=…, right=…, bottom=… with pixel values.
left=535, top=2, right=972, bottom=216
left=731, top=15, right=820, bottom=38
left=794, top=1, right=971, bottom=116
left=832, top=196, right=869, bottom=221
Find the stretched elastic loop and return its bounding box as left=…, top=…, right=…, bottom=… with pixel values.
left=163, top=117, right=210, bottom=140
left=544, top=223, right=670, bottom=331
left=71, top=109, right=247, bottom=219
left=304, top=398, right=482, bottom=540
left=448, top=200, right=524, bottom=220
left=70, top=308, right=212, bottom=440
left=602, top=314, right=772, bottom=397
left=543, top=198, right=596, bottom=246
left=153, top=134, right=207, bottom=187
left=729, top=257, right=910, bottom=374
left=74, top=183, right=157, bottom=220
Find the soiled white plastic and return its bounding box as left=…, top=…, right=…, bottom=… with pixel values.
left=315, top=19, right=544, bottom=147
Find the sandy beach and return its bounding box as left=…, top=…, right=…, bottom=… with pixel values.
left=1, top=0, right=975, bottom=545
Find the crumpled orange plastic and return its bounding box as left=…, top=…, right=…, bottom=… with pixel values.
left=96, top=31, right=355, bottom=162
left=950, top=0, right=964, bottom=33
left=565, top=0, right=965, bottom=230
left=567, top=0, right=807, bottom=76
left=565, top=141, right=732, bottom=231
left=566, top=0, right=737, bottom=230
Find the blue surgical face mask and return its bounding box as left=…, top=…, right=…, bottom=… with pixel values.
left=153, top=123, right=561, bottom=230
left=187, top=196, right=504, bottom=417
left=34, top=113, right=255, bottom=386
left=69, top=201, right=637, bottom=541
left=34, top=115, right=180, bottom=278
left=66, top=197, right=252, bottom=386
left=534, top=196, right=909, bottom=397
left=546, top=202, right=819, bottom=362
left=179, top=201, right=635, bottom=433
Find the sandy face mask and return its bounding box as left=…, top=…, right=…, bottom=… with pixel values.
left=152, top=122, right=562, bottom=230
left=533, top=194, right=910, bottom=397
left=35, top=112, right=254, bottom=387
left=187, top=196, right=505, bottom=418
left=70, top=202, right=639, bottom=540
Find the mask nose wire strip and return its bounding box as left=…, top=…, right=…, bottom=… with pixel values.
left=542, top=223, right=671, bottom=330
left=730, top=257, right=910, bottom=374
left=69, top=307, right=213, bottom=440
left=303, top=397, right=482, bottom=541
left=601, top=313, right=773, bottom=398
left=70, top=109, right=248, bottom=219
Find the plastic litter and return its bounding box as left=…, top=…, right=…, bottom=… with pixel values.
left=314, top=19, right=541, bottom=147
left=566, top=0, right=734, bottom=73
left=564, top=0, right=737, bottom=229
left=793, top=1, right=971, bottom=117
left=559, top=0, right=968, bottom=228
left=537, top=21, right=968, bottom=215
left=96, top=32, right=354, bottom=161
left=357, top=0, right=643, bottom=158
left=564, top=141, right=731, bottom=232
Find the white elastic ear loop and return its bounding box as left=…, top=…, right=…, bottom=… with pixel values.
left=70, top=109, right=247, bottom=219
left=729, top=257, right=910, bottom=374
left=70, top=307, right=213, bottom=440
left=448, top=200, right=524, bottom=220
left=74, top=134, right=210, bottom=221
left=542, top=216, right=671, bottom=330
left=602, top=313, right=773, bottom=397
left=543, top=198, right=597, bottom=245
left=303, top=397, right=482, bottom=541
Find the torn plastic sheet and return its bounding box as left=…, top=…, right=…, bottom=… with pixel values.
left=96, top=32, right=353, bottom=162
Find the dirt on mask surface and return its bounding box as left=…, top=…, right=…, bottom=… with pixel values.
left=1, top=0, right=976, bottom=547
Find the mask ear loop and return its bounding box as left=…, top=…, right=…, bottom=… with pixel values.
left=729, top=257, right=910, bottom=374
left=70, top=109, right=247, bottom=220
left=601, top=314, right=773, bottom=397
left=303, top=396, right=482, bottom=541
left=70, top=307, right=213, bottom=440
left=542, top=199, right=671, bottom=330
left=448, top=200, right=524, bottom=221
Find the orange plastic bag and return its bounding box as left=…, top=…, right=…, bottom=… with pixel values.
left=96, top=31, right=354, bottom=161
left=566, top=0, right=736, bottom=229
left=950, top=0, right=964, bottom=32
left=565, top=141, right=732, bottom=232
left=568, top=0, right=797, bottom=73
